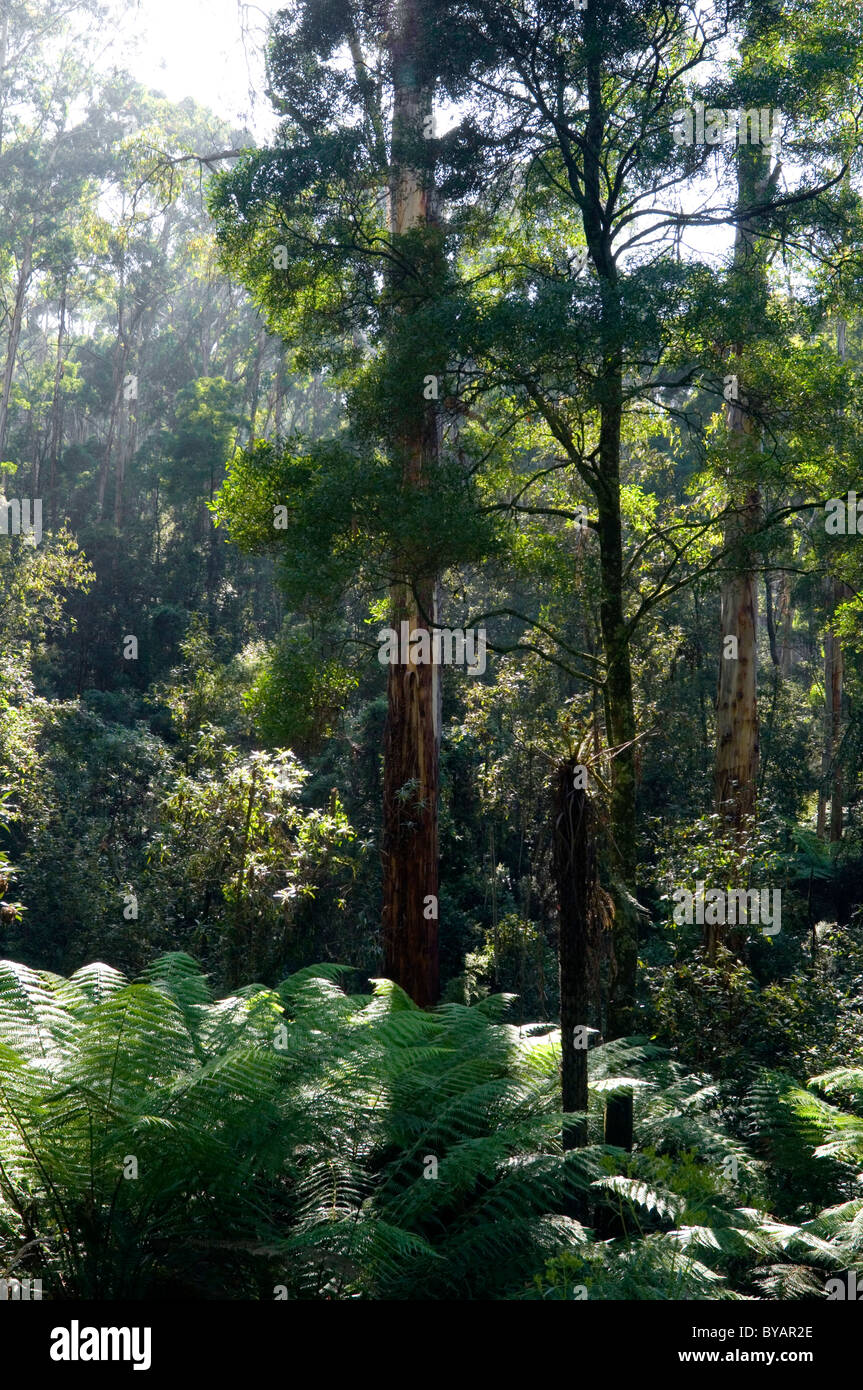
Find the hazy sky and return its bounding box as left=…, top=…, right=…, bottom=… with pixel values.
left=114, top=0, right=286, bottom=134
left=106, top=0, right=736, bottom=263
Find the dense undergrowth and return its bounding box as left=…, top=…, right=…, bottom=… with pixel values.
left=1, top=952, right=861, bottom=1300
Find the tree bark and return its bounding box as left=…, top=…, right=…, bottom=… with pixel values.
left=97, top=342, right=128, bottom=519
left=47, top=279, right=68, bottom=526
left=582, top=39, right=638, bottom=1039
left=712, top=129, right=777, bottom=851
left=229, top=765, right=258, bottom=987
left=113, top=316, right=143, bottom=530
left=380, top=0, right=441, bottom=1007
left=711, top=39, right=782, bottom=961
left=714, top=486, right=760, bottom=833
left=823, top=319, right=848, bottom=844
left=777, top=570, right=794, bottom=675
left=829, top=629, right=843, bottom=843
left=818, top=577, right=844, bottom=842
left=0, top=232, right=34, bottom=460
left=247, top=325, right=267, bottom=441
left=596, top=405, right=638, bottom=1036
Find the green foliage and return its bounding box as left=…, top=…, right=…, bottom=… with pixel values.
left=0, top=953, right=589, bottom=1298
left=0, top=953, right=855, bottom=1300
left=148, top=736, right=358, bottom=981
left=5, top=0, right=863, bottom=1309
left=243, top=627, right=359, bottom=752
left=0, top=673, right=359, bottom=985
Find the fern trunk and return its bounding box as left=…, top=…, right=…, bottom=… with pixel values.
left=553, top=763, right=601, bottom=1149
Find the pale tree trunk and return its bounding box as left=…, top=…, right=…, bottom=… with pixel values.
left=380, top=0, right=441, bottom=1006
left=830, top=629, right=843, bottom=843
left=97, top=249, right=129, bottom=520
left=825, top=319, right=848, bottom=844
left=713, top=138, right=778, bottom=831
left=816, top=571, right=831, bottom=839
left=711, top=84, right=780, bottom=957
left=0, top=232, right=34, bottom=461
left=113, top=316, right=144, bottom=530
left=817, top=577, right=844, bottom=842
left=47, top=279, right=68, bottom=526
left=0, top=9, right=8, bottom=153
left=98, top=239, right=141, bottom=521
left=714, top=484, right=760, bottom=834
left=113, top=388, right=136, bottom=530
left=247, top=326, right=267, bottom=440
left=777, top=569, right=793, bottom=675
left=777, top=524, right=811, bottom=675
left=97, top=348, right=125, bottom=520
left=274, top=353, right=285, bottom=436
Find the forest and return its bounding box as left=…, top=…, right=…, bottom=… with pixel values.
left=2, top=0, right=863, bottom=1320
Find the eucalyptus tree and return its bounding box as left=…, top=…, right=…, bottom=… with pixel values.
left=434, top=0, right=863, bottom=1029
left=0, top=0, right=112, bottom=462
left=210, top=0, right=501, bottom=1005
left=701, top=2, right=863, bottom=843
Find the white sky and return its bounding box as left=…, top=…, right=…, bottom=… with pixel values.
left=97, top=1, right=740, bottom=264
left=110, top=0, right=286, bottom=136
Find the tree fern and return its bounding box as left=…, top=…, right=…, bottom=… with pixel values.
left=0, top=953, right=858, bottom=1299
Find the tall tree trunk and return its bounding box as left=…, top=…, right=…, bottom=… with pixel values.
left=596, top=397, right=638, bottom=1036
left=712, top=129, right=777, bottom=842
left=0, top=232, right=34, bottom=459
left=247, top=326, right=267, bottom=441
left=581, top=37, right=638, bottom=1041
left=228, top=765, right=259, bottom=988
left=553, top=762, right=602, bottom=1150
left=98, top=246, right=134, bottom=521
left=580, top=36, right=638, bottom=1148
left=829, top=629, right=843, bottom=843
left=765, top=573, right=779, bottom=667
left=113, top=318, right=143, bottom=530
left=818, top=577, right=844, bottom=842
left=48, top=280, right=68, bottom=527
left=380, top=0, right=441, bottom=1006
left=274, top=352, right=285, bottom=437
left=714, top=485, right=760, bottom=833
left=0, top=8, right=8, bottom=154
left=97, top=342, right=128, bottom=519
left=777, top=526, right=810, bottom=675
left=777, top=570, right=794, bottom=675
left=112, top=394, right=128, bottom=530
left=824, top=319, right=849, bottom=844
left=711, top=36, right=780, bottom=958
